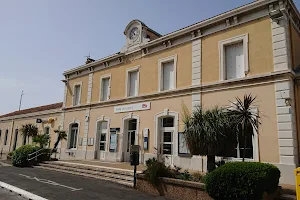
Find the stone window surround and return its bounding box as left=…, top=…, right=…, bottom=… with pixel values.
left=219, top=34, right=249, bottom=81
left=94, top=116, right=111, bottom=152
left=72, top=81, right=83, bottom=106
left=154, top=109, right=179, bottom=158
left=158, top=55, right=178, bottom=92
left=125, top=65, right=140, bottom=98
left=99, top=74, right=112, bottom=102
left=67, top=119, right=81, bottom=150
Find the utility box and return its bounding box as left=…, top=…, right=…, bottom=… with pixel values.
left=130, top=145, right=140, bottom=166
left=294, top=168, right=300, bottom=200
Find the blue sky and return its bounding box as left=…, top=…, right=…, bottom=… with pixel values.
left=0, top=0, right=299, bottom=115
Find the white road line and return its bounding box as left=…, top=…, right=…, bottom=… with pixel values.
left=0, top=181, right=48, bottom=200
left=18, top=174, right=83, bottom=192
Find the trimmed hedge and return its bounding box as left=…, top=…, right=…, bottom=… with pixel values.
left=205, top=162, right=280, bottom=200
left=12, top=145, right=40, bottom=167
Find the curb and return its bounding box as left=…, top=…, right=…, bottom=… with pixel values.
left=0, top=181, right=48, bottom=200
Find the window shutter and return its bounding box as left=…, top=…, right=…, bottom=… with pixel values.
left=162, top=61, right=174, bottom=90
left=129, top=71, right=138, bottom=96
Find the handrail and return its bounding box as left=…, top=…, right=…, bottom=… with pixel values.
left=28, top=148, right=43, bottom=157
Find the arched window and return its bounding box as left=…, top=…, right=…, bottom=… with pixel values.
left=68, top=123, right=78, bottom=149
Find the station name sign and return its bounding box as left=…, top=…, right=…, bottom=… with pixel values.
left=114, top=102, right=151, bottom=113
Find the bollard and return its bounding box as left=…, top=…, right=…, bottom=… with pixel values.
left=294, top=168, right=300, bottom=200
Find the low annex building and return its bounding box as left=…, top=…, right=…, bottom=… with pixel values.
left=1, top=0, right=300, bottom=185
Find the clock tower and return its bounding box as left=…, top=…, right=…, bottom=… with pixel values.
left=121, top=20, right=161, bottom=54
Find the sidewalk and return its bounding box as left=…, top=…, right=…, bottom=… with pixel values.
left=59, top=160, right=146, bottom=171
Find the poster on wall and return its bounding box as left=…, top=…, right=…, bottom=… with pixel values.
left=178, top=132, right=190, bottom=155
left=110, top=133, right=118, bottom=152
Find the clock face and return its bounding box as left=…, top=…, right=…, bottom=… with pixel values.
left=129, top=27, right=139, bottom=41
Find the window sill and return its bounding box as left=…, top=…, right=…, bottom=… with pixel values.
left=178, top=153, right=192, bottom=158
left=223, top=157, right=254, bottom=162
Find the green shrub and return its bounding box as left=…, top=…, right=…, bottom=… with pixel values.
left=38, top=148, right=51, bottom=162
left=205, top=162, right=280, bottom=200
left=144, top=158, right=174, bottom=185
left=7, top=151, right=14, bottom=160
left=12, top=145, right=40, bottom=167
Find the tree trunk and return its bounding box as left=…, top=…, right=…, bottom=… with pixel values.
left=27, top=135, right=30, bottom=145
left=52, top=139, right=60, bottom=153
left=207, top=155, right=216, bottom=173
left=242, top=135, right=247, bottom=162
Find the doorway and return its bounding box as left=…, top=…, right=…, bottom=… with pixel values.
left=96, top=121, right=108, bottom=160
left=124, top=119, right=137, bottom=162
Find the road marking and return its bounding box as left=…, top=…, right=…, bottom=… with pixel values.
left=18, top=174, right=83, bottom=192
left=0, top=181, right=48, bottom=200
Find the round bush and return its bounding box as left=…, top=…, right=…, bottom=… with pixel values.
left=205, top=162, right=280, bottom=200
left=12, top=145, right=40, bottom=167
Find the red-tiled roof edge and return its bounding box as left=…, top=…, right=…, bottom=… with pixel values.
left=0, top=102, right=63, bottom=119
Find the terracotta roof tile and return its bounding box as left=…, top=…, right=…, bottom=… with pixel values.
left=0, top=102, right=63, bottom=118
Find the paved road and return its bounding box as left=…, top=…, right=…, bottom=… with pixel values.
left=0, top=187, right=26, bottom=200
left=0, top=166, right=166, bottom=200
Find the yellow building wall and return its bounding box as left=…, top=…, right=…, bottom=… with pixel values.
left=65, top=75, right=89, bottom=107
left=202, top=82, right=279, bottom=163
left=64, top=95, right=192, bottom=153
left=202, top=17, right=274, bottom=84
left=0, top=114, right=61, bottom=153
left=291, top=25, right=300, bottom=69
left=90, top=43, right=192, bottom=104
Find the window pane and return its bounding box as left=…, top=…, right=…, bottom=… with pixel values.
left=162, top=117, right=174, bottom=127
left=101, top=122, right=108, bottom=130
left=162, top=61, right=174, bottom=90
left=225, top=42, right=244, bottom=80
left=163, top=144, right=172, bottom=154
left=102, top=78, right=110, bottom=100
left=45, top=127, right=50, bottom=135
left=100, top=133, right=106, bottom=142
left=0, top=130, right=2, bottom=139
left=129, top=71, right=138, bottom=97
left=74, top=85, right=81, bottom=105
left=69, top=124, right=78, bottom=149
left=163, top=132, right=172, bottom=142
left=128, top=119, right=137, bottom=130
left=100, top=143, right=105, bottom=151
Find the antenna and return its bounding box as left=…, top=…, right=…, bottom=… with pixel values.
left=18, top=91, right=24, bottom=111
left=84, top=52, right=91, bottom=59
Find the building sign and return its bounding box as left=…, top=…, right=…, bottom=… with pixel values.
left=114, top=102, right=151, bottom=113
left=109, top=133, right=118, bottom=152
left=178, top=132, right=190, bottom=154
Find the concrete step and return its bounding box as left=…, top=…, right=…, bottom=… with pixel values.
left=36, top=165, right=133, bottom=188
left=38, top=163, right=133, bottom=182
left=43, top=161, right=134, bottom=176
left=276, top=194, right=297, bottom=200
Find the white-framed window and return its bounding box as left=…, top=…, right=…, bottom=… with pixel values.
left=72, top=82, right=82, bottom=106
left=4, top=129, right=8, bottom=145
left=160, top=117, right=175, bottom=155
left=227, top=107, right=259, bottom=161
left=126, top=66, right=140, bottom=97
left=219, top=34, right=249, bottom=81
left=100, top=74, right=111, bottom=101
left=68, top=123, right=79, bottom=149
left=158, top=55, right=177, bottom=91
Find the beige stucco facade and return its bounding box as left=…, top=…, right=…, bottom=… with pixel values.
left=1, top=0, right=300, bottom=185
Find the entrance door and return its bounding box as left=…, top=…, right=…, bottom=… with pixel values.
left=124, top=119, right=137, bottom=162
left=96, top=121, right=108, bottom=160
left=159, top=117, right=175, bottom=166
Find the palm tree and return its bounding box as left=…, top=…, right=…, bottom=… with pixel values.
left=229, top=94, right=260, bottom=162
left=33, top=134, right=50, bottom=148
left=183, top=105, right=236, bottom=172
left=52, top=129, right=67, bottom=153
left=19, top=124, right=38, bottom=145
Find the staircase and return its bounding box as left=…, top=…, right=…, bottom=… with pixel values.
left=35, top=161, right=135, bottom=187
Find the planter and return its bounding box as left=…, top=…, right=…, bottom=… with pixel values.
left=136, top=174, right=281, bottom=200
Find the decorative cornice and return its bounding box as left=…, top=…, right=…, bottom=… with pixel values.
left=0, top=109, right=62, bottom=122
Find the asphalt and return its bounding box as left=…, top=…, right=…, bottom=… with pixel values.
left=0, top=187, right=26, bottom=200
left=0, top=166, right=166, bottom=200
